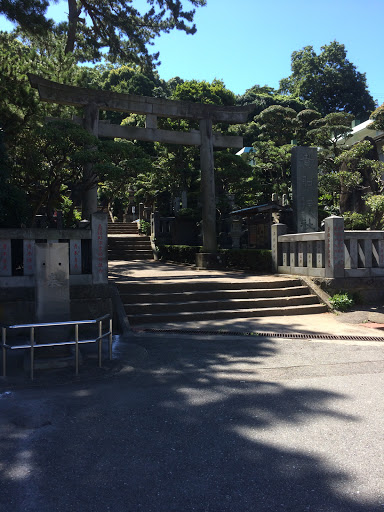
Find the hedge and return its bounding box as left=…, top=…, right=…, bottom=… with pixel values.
left=157, top=245, right=272, bottom=273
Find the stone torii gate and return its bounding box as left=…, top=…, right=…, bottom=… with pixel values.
left=28, top=74, right=251, bottom=261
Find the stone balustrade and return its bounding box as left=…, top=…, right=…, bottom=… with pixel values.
left=0, top=212, right=108, bottom=287
left=272, top=216, right=384, bottom=278
left=151, top=212, right=175, bottom=241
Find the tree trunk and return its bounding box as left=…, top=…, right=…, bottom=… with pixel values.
left=65, top=0, right=80, bottom=54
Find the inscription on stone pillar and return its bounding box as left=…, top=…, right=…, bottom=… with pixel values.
left=70, top=240, right=82, bottom=274
left=23, top=240, right=36, bottom=275
left=0, top=239, right=11, bottom=276
left=291, top=146, right=318, bottom=233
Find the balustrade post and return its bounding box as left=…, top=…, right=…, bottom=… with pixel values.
left=271, top=223, right=287, bottom=272
left=324, top=216, right=345, bottom=278
left=151, top=211, right=160, bottom=240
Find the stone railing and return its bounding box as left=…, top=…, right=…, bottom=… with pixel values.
left=0, top=212, right=108, bottom=287
left=151, top=212, right=175, bottom=242
left=271, top=215, right=384, bottom=278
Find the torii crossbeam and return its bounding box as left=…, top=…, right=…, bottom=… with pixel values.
left=28, top=74, right=252, bottom=258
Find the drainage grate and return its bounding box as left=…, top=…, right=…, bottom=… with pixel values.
left=131, top=327, right=384, bottom=342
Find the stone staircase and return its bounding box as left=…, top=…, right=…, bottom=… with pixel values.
left=108, top=222, right=153, bottom=261
left=116, top=276, right=327, bottom=326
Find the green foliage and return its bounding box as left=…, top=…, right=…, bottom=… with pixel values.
left=329, top=293, right=354, bottom=312
left=345, top=195, right=384, bottom=230
left=0, top=0, right=207, bottom=66
left=250, top=141, right=292, bottom=201
left=279, top=41, right=375, bottom=118
left=173, top=79, right=236, bottom=106
left=280, top=41, right=375, bottom=120
left=370, top=104, right=384, bottom=131
left=139, top=220, right=151, bottom=236
left=236, top=84, right=308, bottom=116
left=0, top=126, right=30, bottom=227
left=158, top=245, right=272, bottom=272
left=218, top=249, right=272, bottom=273
left=307, top=112, right=354, bottom=153
left=158, top=245, right=201, bottom=263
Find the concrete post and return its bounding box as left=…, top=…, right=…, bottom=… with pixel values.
left=35, top=243, right=70, bottom=323
left=199, top=118, right=217, bottom=253
left=271, top=224, right=287, bottom=272
left=82, top=103, right=99, bottom=220
left=91, top=212, right=108, bottom=284
left=230, top=217, right=242, bottom=249
left=324, top=216, right=345, bottom=278
left=181, top=190, right=188, bottom=209
left=139, top=203, right=144, bottom=221
left=151, top=211, right=160, bottom=240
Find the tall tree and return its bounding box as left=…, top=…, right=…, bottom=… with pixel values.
left=0, top=0, right=206, bottom=65
left=279, top=41, right=375, bottom=119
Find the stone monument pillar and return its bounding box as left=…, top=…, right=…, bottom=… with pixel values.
left=291, top=146, right=318, bottom=233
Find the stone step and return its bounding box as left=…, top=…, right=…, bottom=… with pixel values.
left=108, top=230, right=139, bottom=234
left=115, top=278, right=303, bottom=294
left=125, top=294, right=320, bottom=315
left=109, top=244, right=152, bottom=250
left=119, top=285, right=310, bottom=303
left=108, top=236, right=150, bottom=242
left=128, top=303, right=328, bottom=325
left=108, top=251, right=154, bottom=260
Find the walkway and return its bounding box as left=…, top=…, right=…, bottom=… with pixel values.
left=108, top=259, right=384, bottom=340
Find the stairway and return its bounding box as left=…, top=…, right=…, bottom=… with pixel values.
left=116, top=276, right=327, bottom=326
left=108, top=222, right=154, bottom=261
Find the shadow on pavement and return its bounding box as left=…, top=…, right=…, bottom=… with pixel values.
left=0, top=333, right=380, bottom=511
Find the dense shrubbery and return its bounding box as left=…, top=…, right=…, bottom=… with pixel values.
left=157, top=245, right=201, bottom=264
left=157, top=245, right=272, bottom=272
left=218, top=249, right=272, bottom=272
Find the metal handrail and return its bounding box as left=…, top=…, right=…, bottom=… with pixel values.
left=1, top=315, right=112, bottom=380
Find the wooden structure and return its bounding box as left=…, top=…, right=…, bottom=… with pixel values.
left=28, top=74, right=252, bottom=258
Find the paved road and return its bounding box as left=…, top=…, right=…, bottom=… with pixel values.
left=1, top=331, right=384, bottom=512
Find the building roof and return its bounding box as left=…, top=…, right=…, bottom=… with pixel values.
left=230, top=202, right=291, bottom=216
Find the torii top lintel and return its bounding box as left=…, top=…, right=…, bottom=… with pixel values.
left=28, top=74, right=253, bottom=124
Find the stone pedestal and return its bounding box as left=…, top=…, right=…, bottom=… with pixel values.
left=196, top=253, right=223, bottom=270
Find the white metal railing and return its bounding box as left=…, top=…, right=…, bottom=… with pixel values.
left=271, top=216, right=384, bottom=278
left=1, top=314, right=112, bottom=380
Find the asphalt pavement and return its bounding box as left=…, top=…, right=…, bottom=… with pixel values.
left=1, top=261, right=384, bottom=511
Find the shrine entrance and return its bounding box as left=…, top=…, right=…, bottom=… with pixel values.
left=28, top=74, right=251, bottom=262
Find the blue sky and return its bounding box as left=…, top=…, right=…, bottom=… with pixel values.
left=1, top=0, right=383, bottom=104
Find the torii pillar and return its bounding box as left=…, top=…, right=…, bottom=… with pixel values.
left=28, top=74, right=252, bottom=267
left=199, top=119, right=217, bottom=253
left=82, top=102, right=99, bottom=220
